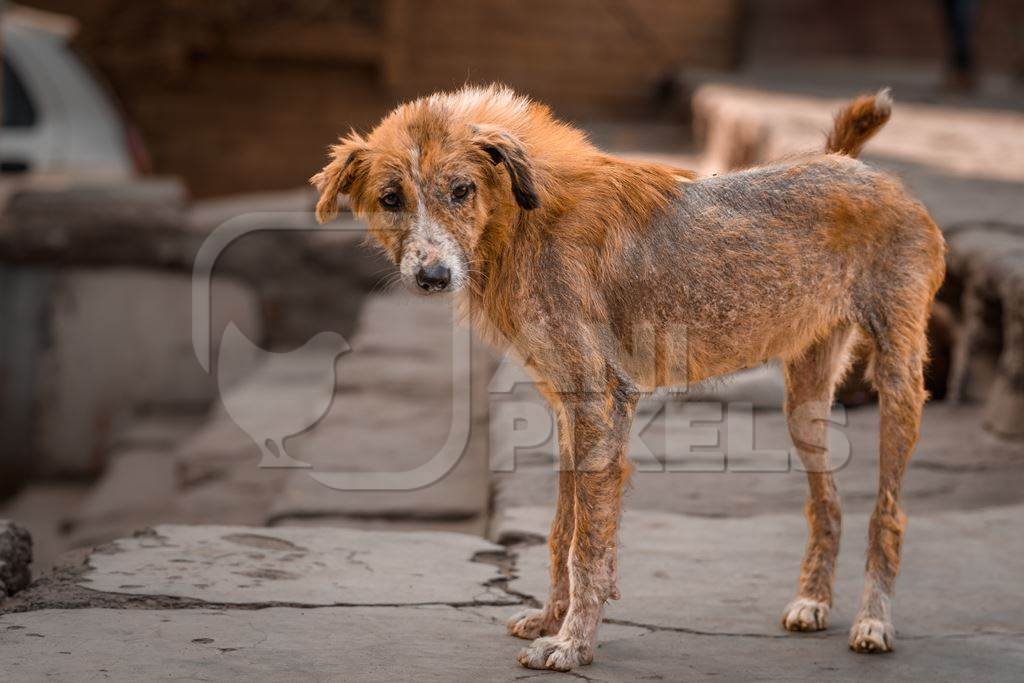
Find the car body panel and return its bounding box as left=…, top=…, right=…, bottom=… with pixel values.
left=2, top=17, right=134, bottom=179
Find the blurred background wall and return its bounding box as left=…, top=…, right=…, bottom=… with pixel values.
left=21, top=0, right=1024, bottom=197
left=20, top=0, right=743, bottom=196
left=744, top=0, right=1023, bottom=70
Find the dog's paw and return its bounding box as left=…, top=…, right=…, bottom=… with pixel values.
left=506, top=608, right=556, bottom=640
left=781, top=597, right=830, bottom=632
left=517, top=635, right=593, bottom=671
left=848, top=617, right=894, bottom=653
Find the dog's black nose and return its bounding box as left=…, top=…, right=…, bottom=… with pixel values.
left=416, top=264, right=451, bottom=292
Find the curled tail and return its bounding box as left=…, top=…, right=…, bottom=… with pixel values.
left=826, top=88, right=892, bottom=157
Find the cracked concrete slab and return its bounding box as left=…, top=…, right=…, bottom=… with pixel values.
left=0, top=606, right=511, bottom=682
left=589, top=629, right=1024, bottom=683
left=78, top=525, right=515, bottom=606
left=502, top=504, right=1024, bottom=638
left=3, top=605, right=1021, bottom=682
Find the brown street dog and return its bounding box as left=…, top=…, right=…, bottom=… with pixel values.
left=311, top=85, right=945, bottom=671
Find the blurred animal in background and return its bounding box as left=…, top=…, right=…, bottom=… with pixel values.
left=217, top=321, right=350, bottom=468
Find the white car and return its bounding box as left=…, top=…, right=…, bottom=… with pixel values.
left=1, top=6, right=146, bottom=180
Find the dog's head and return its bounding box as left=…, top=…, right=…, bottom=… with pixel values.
left=311, top=86, right=543, bottom=295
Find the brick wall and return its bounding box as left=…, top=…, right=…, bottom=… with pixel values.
left=744, top=0, right=1024, bottom=72
left=21, top=0, right=741, bottom=196
left=391, top=0, right=741, bottom=116
left=16, top=1, right=1023, bottom=196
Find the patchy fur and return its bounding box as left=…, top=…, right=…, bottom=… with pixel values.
left=312, top=85, right=945, bottom=669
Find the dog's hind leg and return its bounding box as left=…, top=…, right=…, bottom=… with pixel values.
left=781, top=324, right=857, bottom=633
left=508, top=392, right=574, bottom=639
left=849, top=310, right=929, bottom=653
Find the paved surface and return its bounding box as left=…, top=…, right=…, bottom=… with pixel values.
left=4, top=396, right=1023, bottom=681
left=4, top=605, right=1021, bottom=682
left=3, top=495, right=1022, bottom=681
left=502, top=505, right=1024, bottom=637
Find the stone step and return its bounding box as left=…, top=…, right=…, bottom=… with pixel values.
left=268, top=292, right=494, bottom=532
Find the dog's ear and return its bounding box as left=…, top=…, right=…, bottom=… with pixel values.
left=471, top=125, right=539, bottom=211
left=310, top=133, right=369, bottom=223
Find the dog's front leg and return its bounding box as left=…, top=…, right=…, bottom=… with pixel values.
left=507, top=469, right=573, bottom=639
left=517, top=381, right=636, bottom=671
left=508, top=388, right=575, bottom=639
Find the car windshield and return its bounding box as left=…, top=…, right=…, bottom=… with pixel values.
left=2, top=56, right=38, bottom=127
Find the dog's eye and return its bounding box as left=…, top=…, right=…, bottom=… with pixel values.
left=451, top=183, right=473, bottom=201
left=380, top=191, right=401, bottom=210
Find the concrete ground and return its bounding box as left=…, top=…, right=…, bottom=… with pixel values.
left=2, top=306, right=1022, bottom=680
left=2, top=452, right=1023, bottom=681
